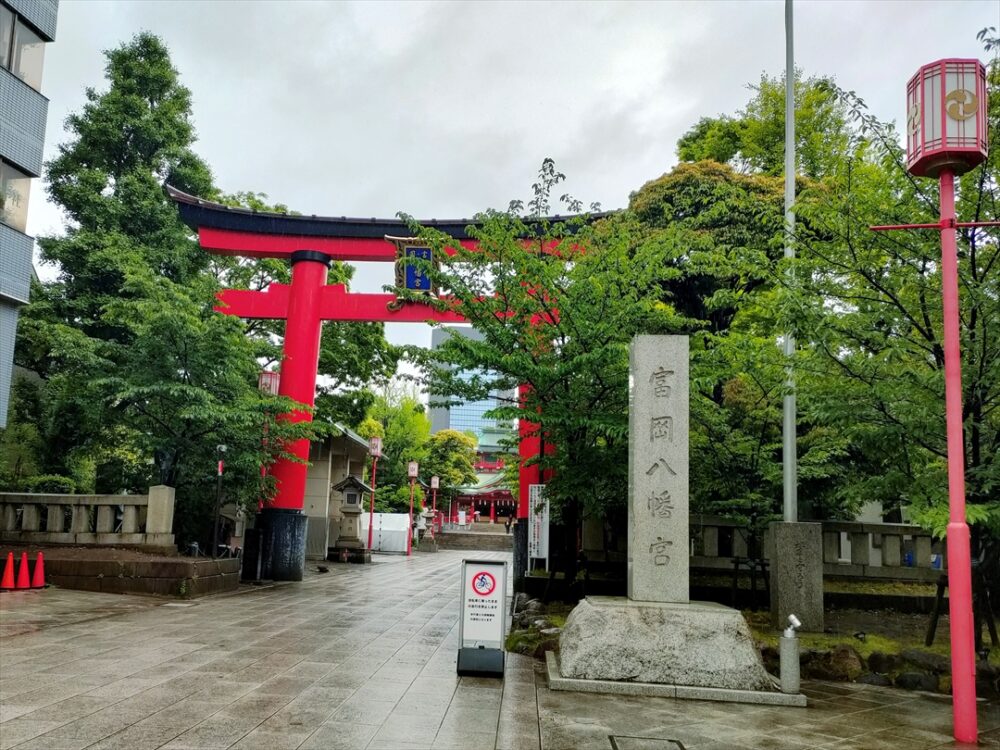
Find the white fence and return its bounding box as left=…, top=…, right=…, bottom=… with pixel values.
left=361, top=513, right=410, bottom=554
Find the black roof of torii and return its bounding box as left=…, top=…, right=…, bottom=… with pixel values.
left=166, top=185, right=614, bottom=240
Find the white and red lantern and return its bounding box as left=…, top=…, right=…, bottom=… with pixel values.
left=906, top=58, right=988, bottom=178
left=369, top=436, right=382, bottom=458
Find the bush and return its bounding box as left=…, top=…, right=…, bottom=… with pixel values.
left=21, top=474, right=77, bottom=494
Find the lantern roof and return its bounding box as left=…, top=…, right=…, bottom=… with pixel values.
left=331, top=475, right=373, bottom=494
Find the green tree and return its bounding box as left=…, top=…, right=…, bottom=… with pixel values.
left=789, top=38, right=1000, bottom=535
left=632, top=160, right=862, bottom=531
left=408, top=160, right=682, bottom=593
left=359, top=388, right=431, bottom=511
left=678, top=73, right=854, bottom=180
left=13, top=34, right=311, bottom=545
left=423, top=428, right=479, bottom=508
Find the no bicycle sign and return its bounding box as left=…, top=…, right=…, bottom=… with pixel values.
left=471, top=570, right=496, bottom=596
left=457, top=559, right=507, bottom=678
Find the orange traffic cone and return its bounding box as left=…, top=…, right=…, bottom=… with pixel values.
left=0, top=552, right=13, bottom=590
left=30, top=552, right=45, bottom=589
left=15, top=552, right=30, bottom=589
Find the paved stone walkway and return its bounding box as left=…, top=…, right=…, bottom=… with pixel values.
left=1, top=550, right=999, bottom=749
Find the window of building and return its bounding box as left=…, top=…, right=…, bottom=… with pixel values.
left=10, top=18, right=43, bottom=90
left=0, top=160, right=30, bottom=232
left=0, top=7, right=12, bottom=70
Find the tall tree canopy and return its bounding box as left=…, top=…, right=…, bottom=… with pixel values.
left=6, top=33, right=395, bottom=545
left=790, top=43, right=1000, bottom=535
left=408, top=161, right=683, bottom=588
left=356, top=387, right=432, bottom=512
left=677, top=73, right=855, bottom=180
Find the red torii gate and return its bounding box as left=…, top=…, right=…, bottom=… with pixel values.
left=169, top=187, right=562, bottom=579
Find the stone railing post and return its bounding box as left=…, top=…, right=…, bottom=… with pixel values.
left=145, top=486, right=176, bottom=545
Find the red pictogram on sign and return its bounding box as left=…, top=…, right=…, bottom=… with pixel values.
left=471, top=571, right=496, bottom=597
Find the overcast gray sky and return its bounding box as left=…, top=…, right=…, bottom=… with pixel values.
left=28, top=0, right=998, bottom=362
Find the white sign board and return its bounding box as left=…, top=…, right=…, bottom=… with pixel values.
left=528, top=484, right=549, bottom=561
left=458, top=510, right=467, bottom=526
left=459, top=559, right=507, bottom=649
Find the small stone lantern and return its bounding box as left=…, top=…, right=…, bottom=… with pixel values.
left=329, top=475, right=373, bottom=563
left=906, top=58, right=988, bottom=178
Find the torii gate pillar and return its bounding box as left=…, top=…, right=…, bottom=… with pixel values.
left=255, top=251, right=331, bottom=580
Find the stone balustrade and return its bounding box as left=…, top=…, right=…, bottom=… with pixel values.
left=0, top=485, right=175, bottom=548
left=690, top=515, right=944, bottom=583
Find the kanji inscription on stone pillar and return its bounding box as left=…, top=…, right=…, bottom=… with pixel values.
left=628, top=335, right=689, bottom=603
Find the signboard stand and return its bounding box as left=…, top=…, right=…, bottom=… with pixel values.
left=457, top=558, right=507, bottom=678
left=528, top=484, right=549, bottom=573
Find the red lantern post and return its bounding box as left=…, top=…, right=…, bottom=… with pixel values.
left=871, top=58, right=996, bottom=744
left=407, top=461, right=418, bottom=556
left=257, top=371, right=280, bottom=512
left=367, top=436, right=382, bottom=551
left=430, top=476, right=439, bottom=539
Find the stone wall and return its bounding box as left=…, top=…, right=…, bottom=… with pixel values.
left=435, top=531, right=513, bottom=552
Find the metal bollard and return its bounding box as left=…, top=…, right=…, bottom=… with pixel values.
left=780, top=614, right=802, bottom=694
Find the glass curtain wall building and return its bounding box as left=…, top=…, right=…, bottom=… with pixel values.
left=0, top=0, right=57, bottom=426
left=428, top=326, right=515, bottom=463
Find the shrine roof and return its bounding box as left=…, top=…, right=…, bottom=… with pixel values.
left=454, top=472, right=511, bottom=497
left=167, top=186, right=613, bottom=240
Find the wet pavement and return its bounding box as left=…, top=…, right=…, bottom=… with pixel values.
left=1, top=549, right=998, bottom=749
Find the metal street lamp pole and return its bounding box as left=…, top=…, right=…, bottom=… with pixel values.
left=937, top=168, right=977, bottom=741
left=782, top=0, right=797, bottom=523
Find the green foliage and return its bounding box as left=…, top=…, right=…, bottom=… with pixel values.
left=677, top=72, right=855, bottom=179
left=12, top=34, right=313, bottom=545
left=407, top=160, right=684, bottom=590
left=360, top=388, right=431, bottom=512
left=21, top=474, right=76, bottom=494
left=785, top=44, right=1000, bottom=535
left=0, top=421, right=43, bottom=487
left=423, top=429, right=478, bottom=502
left=11, top=32, right=398, bottom=545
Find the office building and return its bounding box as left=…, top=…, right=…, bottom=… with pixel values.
left=0, top=0, right=57, bottom=426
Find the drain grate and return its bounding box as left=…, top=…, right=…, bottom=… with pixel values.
left=609, top=736, right=686, bottom=750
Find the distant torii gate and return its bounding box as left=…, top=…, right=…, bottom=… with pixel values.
left=169, top=187, right=563, bottom=580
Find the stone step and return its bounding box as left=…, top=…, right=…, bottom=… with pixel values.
left=435, top=532, right=513, bottom=551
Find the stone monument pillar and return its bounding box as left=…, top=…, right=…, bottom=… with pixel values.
left=553, top=334, right=803, bottom=704
left=628, top=335, right=689, bottom=603
left=769, top=522, right=824, bottom=631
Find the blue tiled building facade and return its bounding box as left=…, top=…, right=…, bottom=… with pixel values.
left=0, top=0, right=56, bottom=426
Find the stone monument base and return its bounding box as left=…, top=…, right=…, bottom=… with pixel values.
left=557, top=597, right=792, bottom=698
left=546, top=652, right=805, bottom=706
left=327, top=546, right=371, bottom=564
